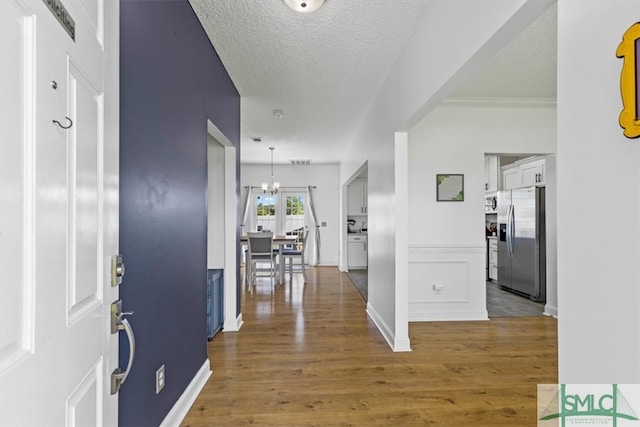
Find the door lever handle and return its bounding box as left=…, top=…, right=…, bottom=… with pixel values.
left=111, top=317, right=136, bottom=394
left=111, top=300, right=134, bottom=333
left=110, top=300, right=136, bottom=394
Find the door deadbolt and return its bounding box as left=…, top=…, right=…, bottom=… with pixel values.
left=111, top=254, right=125, bottom=287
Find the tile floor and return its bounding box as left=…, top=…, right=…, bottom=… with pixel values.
left=486, top=280, right=545, bottom=317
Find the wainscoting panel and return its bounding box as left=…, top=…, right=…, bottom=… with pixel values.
left=408, top=243, right=488, bottom=322
left=409, top=260, right=469, bottom=303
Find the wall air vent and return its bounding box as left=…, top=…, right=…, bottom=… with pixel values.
left=251, top=137, right=263, bottom=143
left=290, top=160, right=311, bottom=166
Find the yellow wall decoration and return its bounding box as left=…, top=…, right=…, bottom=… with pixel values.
left=617, top=22, right=640, bottom=139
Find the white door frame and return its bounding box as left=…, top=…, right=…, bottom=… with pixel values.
left=206, top=120, right=242, bottom=331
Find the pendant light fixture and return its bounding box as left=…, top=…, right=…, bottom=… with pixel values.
left=262, top=147, right=280, bottom=195
left=283, top=0, right=325, bottom=13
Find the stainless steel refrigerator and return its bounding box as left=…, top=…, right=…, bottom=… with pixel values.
left=497, top=186, right=546, bottom=302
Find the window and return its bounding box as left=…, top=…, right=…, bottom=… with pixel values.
left=284, top=193, right=305, bottom=236
left=255, top=194, right=276, bottom=232
left=250, top=190, right=306, bottom=236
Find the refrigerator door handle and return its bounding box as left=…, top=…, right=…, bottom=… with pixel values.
left=506, top=204, right=514, bottom=257
left=506, top=205, right=511, bottom=257
left=509, top=204, right=516, bottom=257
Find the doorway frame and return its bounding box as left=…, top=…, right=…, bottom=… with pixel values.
left=206, top=120, right=242, bottom=331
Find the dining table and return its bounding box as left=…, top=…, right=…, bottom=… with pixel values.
left=240, top=234, right=298, bottom=284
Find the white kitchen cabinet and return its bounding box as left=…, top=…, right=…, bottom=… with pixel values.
left=484, top=155, right=499, bottom=192
left=502, top=165, right=522, bottom=190
left=348, top=234, right=367, bottom=269
left=502, top=156, right=546, bottom=189
left=348, top=180, right=367, bottom=215
left=520, top=158, right=545, bottom=186
left=488, top=238, right=498, bottom=281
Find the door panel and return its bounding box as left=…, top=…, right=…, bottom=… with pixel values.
left=0, top=1, right=118, bottom=425
left=77, top=0, right=102, bottom=44
left=0, top=0, right=36, bottom=373
left=66, top=59, right=103, bottom=323
left=66, top=360, right=103, bottom=427
left=521, top=164, right=539, bottom=187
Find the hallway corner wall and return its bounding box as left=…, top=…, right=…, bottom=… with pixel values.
left=119, top=1, right=240, bottom=425
left=556, top=0, right=640, bottom=383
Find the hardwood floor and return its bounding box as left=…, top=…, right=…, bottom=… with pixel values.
left=182, top=266, right=558, bottom=426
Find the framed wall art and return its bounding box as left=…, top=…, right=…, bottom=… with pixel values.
left=436, top=174, right=464, bottom=202
left=616, top=22, right=640, bottom=139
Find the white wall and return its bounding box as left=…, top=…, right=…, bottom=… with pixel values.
left=557, top=0, right=640, bottom=383
left=207, top=134, right=225, bottom=269
left=544, top=154, right=558, bottom=317
left=339, top=0, right=555, bottom=351
left=407, top=102, right=556, bottom=320
left=241, top=164, right=340, bottom=266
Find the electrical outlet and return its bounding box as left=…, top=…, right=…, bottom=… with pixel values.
left=156, top=365, right=165, bottom=394
left=432, top=283, right=444, bottom=292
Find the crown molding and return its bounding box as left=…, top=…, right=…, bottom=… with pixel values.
left=442, top=96, right=557, bottom=109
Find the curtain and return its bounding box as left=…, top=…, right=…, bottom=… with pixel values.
left=241, top=186, right=253, bottom=234
left=307, top=186, right=320, bottom=265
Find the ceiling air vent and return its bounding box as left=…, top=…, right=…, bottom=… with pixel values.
left=290, top=160, right=311, bottom=166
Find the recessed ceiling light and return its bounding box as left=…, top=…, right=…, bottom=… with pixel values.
left=273, top=109, right=284, bottom=119
left=283, top=0, right=325, bottom=13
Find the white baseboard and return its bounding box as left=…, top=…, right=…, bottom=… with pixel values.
left=366, top=303, right=411, bottom=352
left=224, top=313, right=243, bottom=332
left=409, top=310, right=489, bottom=322
left=393, top=335, right=412, bottom=352
left=544, top=304, right=558, bottom=318
left=160, top=359, right=212, bottom=427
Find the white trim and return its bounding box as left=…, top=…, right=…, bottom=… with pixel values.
left=409, top=260, right=470, bottom=303
left=409, top=243, right=485, bottom=255
left=543, top=304, right=558, bottom=318
left=366, top=303, right=394, bottom=349
left=394, top=132, right=411, bottom=353
left=366, top=303, right=411, bottom=352
left=408, top=243, right=487, bottom=322
left=224, top=313, right=243, bottom=332
left=441, top=96, right=557, bottom=109
left=223, top=146, right=238, bottom=332
left=409, top=311, right=489, bottom=322
left=206, top=119, right=240, bottom=337
left=159, top=359, right=212, bottom=427
left=393, top=336, right=411, bottom=352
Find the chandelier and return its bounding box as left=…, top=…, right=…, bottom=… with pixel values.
left=262, top=147, right=280, bottom=195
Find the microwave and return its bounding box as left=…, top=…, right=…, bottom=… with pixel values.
left=485, top=193, right=497, bottom=214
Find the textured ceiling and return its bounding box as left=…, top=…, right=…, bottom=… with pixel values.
left=190, top=0, right=557, bottom=165
left=451, top=2, right=557, bottom=99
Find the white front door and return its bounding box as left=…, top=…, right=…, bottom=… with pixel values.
left=0, top=1, right=119, bottom=425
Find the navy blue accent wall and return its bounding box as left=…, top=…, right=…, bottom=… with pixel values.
left=119, top=1, right=240, bottom=425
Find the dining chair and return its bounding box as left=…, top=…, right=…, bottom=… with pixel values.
left=246, top=232, right=277, bottom=290
left=281, top=228, right=309, bottom=282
